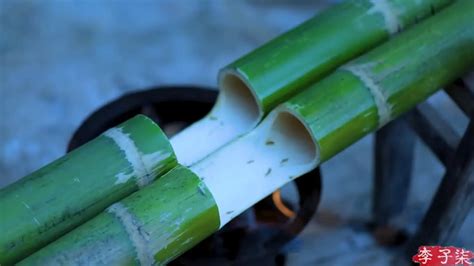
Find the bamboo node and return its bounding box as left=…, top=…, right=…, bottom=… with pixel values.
left=368, top=0, right=401, bottom=34
left=342, top=65, right=391, bottom=127
left=107, top=203, right=154, bottom=265
left=104, top=127, right=156, bottom=188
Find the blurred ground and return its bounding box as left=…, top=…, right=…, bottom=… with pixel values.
left=0, top=1, right=472, bottom=265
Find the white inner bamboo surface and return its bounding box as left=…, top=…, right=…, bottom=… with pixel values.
left=171, top=71, right=262, bottom=166
left=191, top=108, right=319, bottom=226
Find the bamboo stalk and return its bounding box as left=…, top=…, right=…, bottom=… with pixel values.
left=0, top=115, right=177, bottom=264
left=171, top=0, right=454, bottom=166
left=282, top=0, right=474, bottom=163
left=18, top=165, right=219, bottom=266
left=19, top=1, right=473, bottom=264
left=220, top=0, right=453, bottom=112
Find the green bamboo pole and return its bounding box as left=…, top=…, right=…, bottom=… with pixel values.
left=282, top=0, right=474, bottom=163
left=18, top=165, right=219, bottom=266
left=0, top=115, right=177, bottom=264
left=171, top=0, right=454, bottom=167
left=19, top=1, right=473, bottom=265
left=220, top=0, right=453, bottom=113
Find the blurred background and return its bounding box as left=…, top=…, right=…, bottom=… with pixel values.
left=0, top=1, right=472, bottom=265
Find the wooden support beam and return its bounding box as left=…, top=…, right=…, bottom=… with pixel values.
left=373, top=118, right=415, bottom=226
left=407, top=102, right=460, bottom=165
left=445, top=79, right=474, bottom=117
left=405, top=122, right=474, bottom=258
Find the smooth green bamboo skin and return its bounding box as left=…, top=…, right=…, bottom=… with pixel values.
left=19, top=165, right=220, bottom=266
left=0, top=115, right=177, bottom=264
left=221, top=0, right=452, bottom=113
left=284, top=0, right=474, bottom=162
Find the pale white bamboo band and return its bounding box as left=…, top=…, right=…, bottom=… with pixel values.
left=107, top=203, right=154, bottom=265
left=368, top=0, right=401, bottom=34
left=343, top=65, right=391, bottom=127
left=104, top=127, right=153, bottom=187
